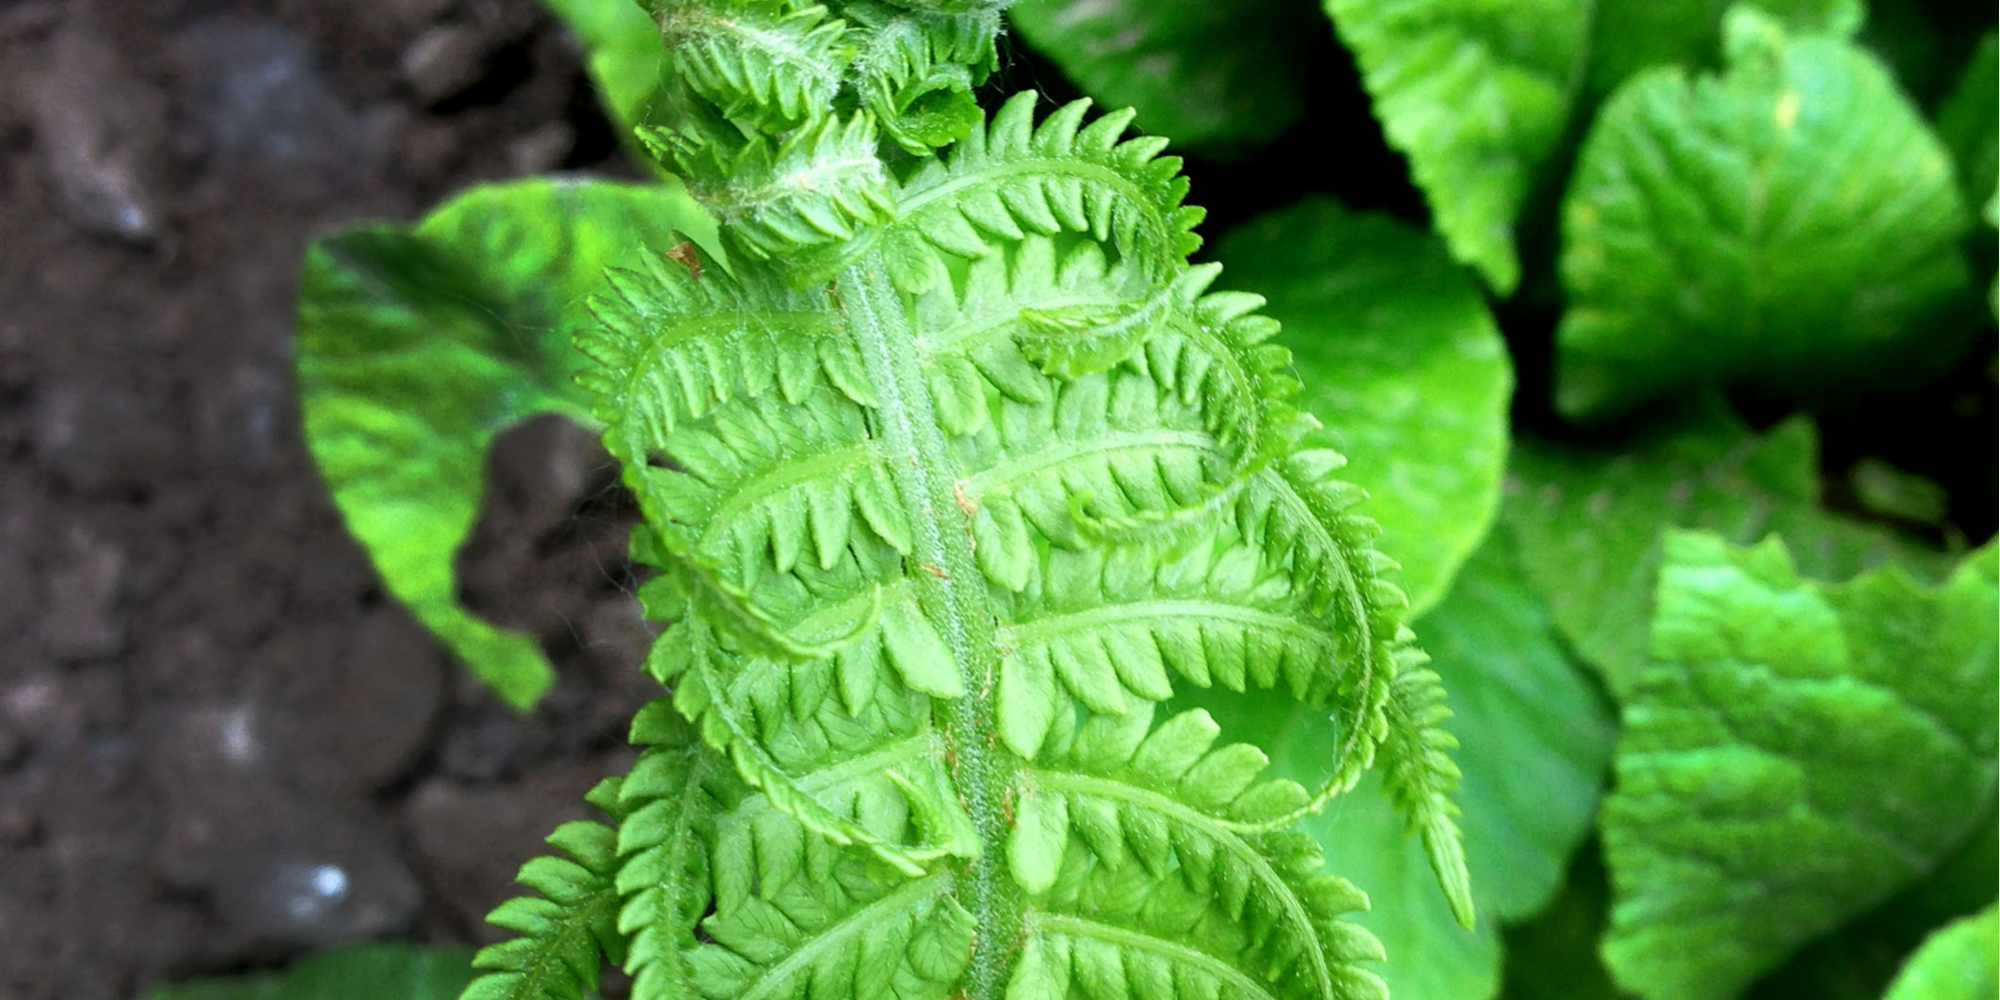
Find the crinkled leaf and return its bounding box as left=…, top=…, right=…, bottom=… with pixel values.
left=1556, top=7, right=1974, bottom=419
left=1882, top=906, right=2000, bottom=1000
left=1193, top=534, right=1614, bottom=1000
left=1504, top=400, right=1954, bottom=699
left=1586, top=0, right=1862, bottom=99
left=1008, top=0, right=1319, bottom=153
left=1321, top=0, right=1588, bottom=292
left=1215, top=197, right=1512, bottom=615
left=137, top=944, right=478, bottom=1000
left=297, top=178, right=715, bottom=708
left=1599, top=534, right=1999, bottom=1000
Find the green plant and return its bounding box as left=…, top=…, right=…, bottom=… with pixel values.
left=452, top=0, right=1484, bottom=995
left=272, top=0, right=1996, bottom=999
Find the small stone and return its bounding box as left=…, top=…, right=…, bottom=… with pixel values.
left=28, top=16, right=166, bottom=242
left=38, top=525, right=125, bottom=661
left=3, top=670, right=83, bottom=748
left=391, top=113, right=462, bottom=181
left=404, top=759, right=616, bottom=936
left=171, top=19, right=373, bottom=199
left=398, top=0, right=460, bottom=30
left=507, top=122, right=573, bottom=176
left=400, top=23, right=487, bottom=107
left=0, top=495, right=40, bottom=644
left=0, top=727, right=26, bottom=771
left=207, top=833, right=420, bottom=949
left=32, top=380, right=186, bottom=493
left=581, top=596, right=658, bottom=672
left=278, top=610, right=445, bottom=792
left=435, top=698, right=545, bottom=782
left=0, top=803, right=39, bottom=845
left=489, top=415, right=607, bottom=532
left=146, top=704, right=422, bottom=949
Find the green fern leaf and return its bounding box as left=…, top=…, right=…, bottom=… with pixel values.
left=883, top=93, right=1205, bottom=294
left=647, top=0, right=856, bottom=133
left=469, top=5, right=1465, bottom=997
left=464, top=781, right=631, bottom=1000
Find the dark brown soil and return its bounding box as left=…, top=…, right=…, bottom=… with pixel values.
left=0, top=2, right=659, bottom=997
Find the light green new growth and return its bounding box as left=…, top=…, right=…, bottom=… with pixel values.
left=459, top=2, right=1469, bottom=999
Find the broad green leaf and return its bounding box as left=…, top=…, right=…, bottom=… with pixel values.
left=1504, top=402, right=1953, bottom=699
left=138, top=944, right=478, bottom=1000
left=1881, top=906, right=2000, bottom=1000
left=1933, top=33, right=1996, bottom=209
left=1321, top=0, right=1588, bottom=293
left=1586, top=0, right=1863, bottom=99
left=1556, top=7, right=1974, bottom=419
left=1196, top=535, right=1615, bottom=1000
left=1006, top=0, right=1320, bottom=153
left=298, top=178, right=714, bottom=708
left=1599, top=533, right=1999, bottom=1000
left=1214, top=197, right=1512, bottom=615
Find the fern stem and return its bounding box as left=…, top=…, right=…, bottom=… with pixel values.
left=840, top=255, right=1021, bottom=1000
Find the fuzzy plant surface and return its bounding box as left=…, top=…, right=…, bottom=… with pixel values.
left=455, top=3, right=1470, bottom=1000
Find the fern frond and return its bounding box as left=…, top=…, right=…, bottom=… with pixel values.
left=471, top=2, right=1470, bottom=991
left=1009, top=706, right=1391, bottom=1000
left=1374, top=651, right=1475, bottom=929
left=883, top=94, right=1207, bottom=293
left=650, top=0, right=855, bottom=133
left=578, top=247, right=848, bottom=452
left=649, top=113, right=896, bottom=264
left=615, top=704, right=721, bottom=1000
left=843, top=1, right=1001, bottom=152
left=464, top=781, right=629, bottom=1000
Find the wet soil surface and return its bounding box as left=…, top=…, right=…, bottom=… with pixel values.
left=0, top=1, right=659, bottom=996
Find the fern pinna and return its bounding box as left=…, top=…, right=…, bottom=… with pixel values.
left=462, top=3, right=1471, bottom=999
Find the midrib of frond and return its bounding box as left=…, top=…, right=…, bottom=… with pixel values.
left=1026, top=768, right=1338, bottom=999
left=1232, top=464, right=1388, bottom=830
left=899, top=159, right=1168, bottom=237
left=1000, top=599, right=1337, bottom=652
left=614, top=310, right=833, bottom=426
left=513, top=878, right=620, bottom=999
left=840, top=253, right=1021, bottom=1000
left=966, top=429, right=1212, bottom=496
left=695, top=442, right=877, bottom=545
left=919, top=289, right=1124, bottom=357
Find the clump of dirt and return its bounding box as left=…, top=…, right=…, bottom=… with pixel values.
left=0, top=2, right=657, bottom=997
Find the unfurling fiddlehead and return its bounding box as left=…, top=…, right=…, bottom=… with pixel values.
left=462, top=4, right=1470, bottom=999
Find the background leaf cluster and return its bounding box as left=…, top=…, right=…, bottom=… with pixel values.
left=270, top=0, right=1997, bottom=998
